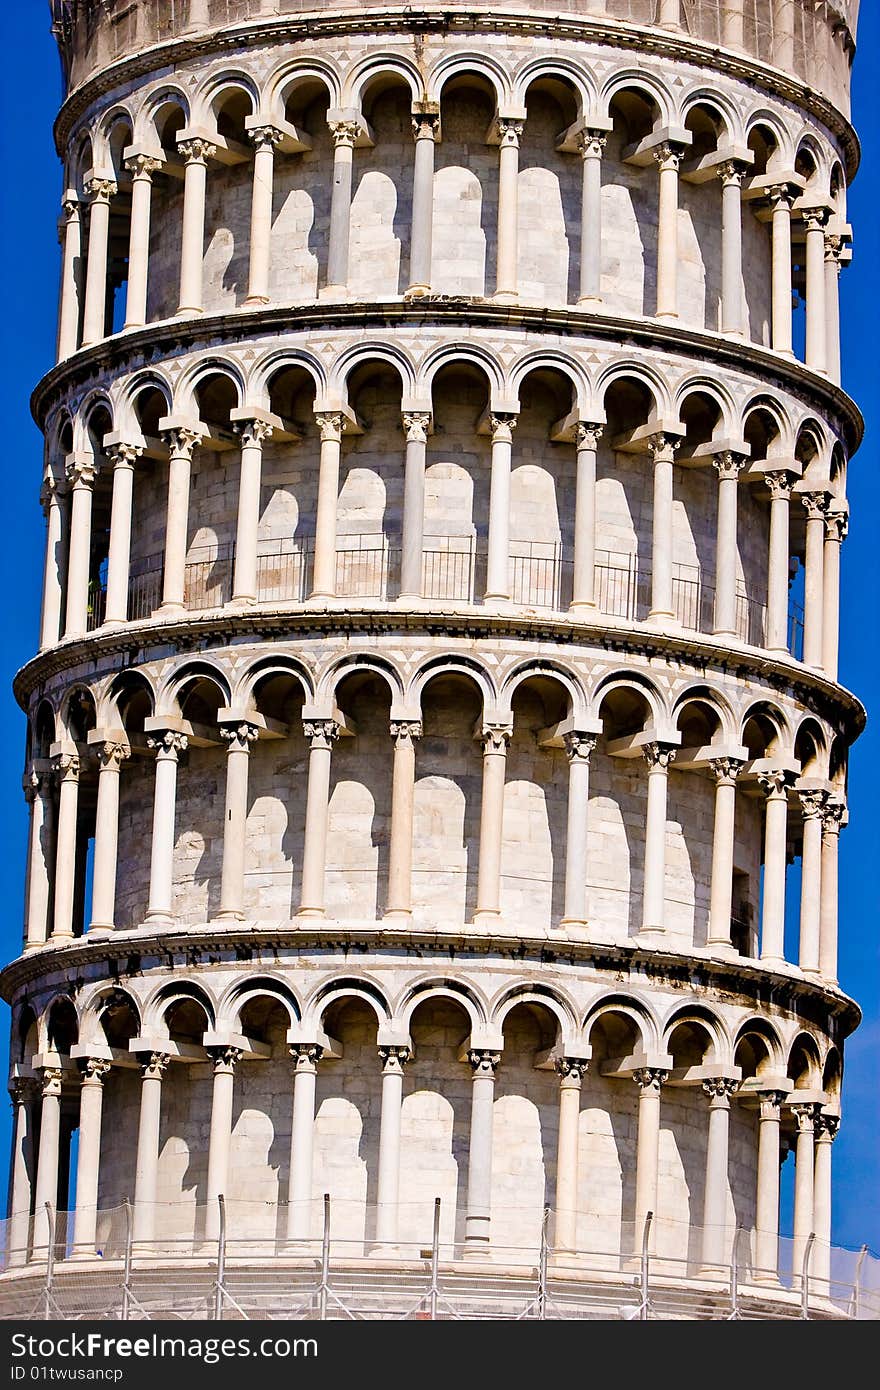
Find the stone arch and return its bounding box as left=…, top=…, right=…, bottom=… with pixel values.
left=675, top=378, right=738, bottom=438
left=744, top=108, right=793, bottom=170
left=491, top=983, right=580, bottom=1049
left=331, top=342, right=418, bottom=403
left=262, top=58, right=342, bottom=122
left=672, top=683, right=737, bottom=744
left=598, top=69, right=673, bottom=127
left=318, top=653, right=405, bottom=709
left=822, top=1045, right=842, bottom=1099
left=794, top=716, right=830, bottom=778
left=678, top=86, right=741, bottom=145
left=32, top=699, right=58, bottom=757
left=426, top=52, right=510, bottom=107
left=59, top=684, right=97, bottom=742
left=507, top=351, right=588, bottom=414
left=75, top=390, right=115, bottom=453
left=740, top=699, right=793, bottom=755
left=795, top=416, right=833, bottom=483
left=590, top=670, right=667, bottom=727
left=662, top=1004, right=731, bottom=1065
left=496, top=660, right=586, bottom=724
left=397, top=978, right=487, bottom=1032
left=116, top=369, right=173, bottom=439
left=248, top=349, right=327, bottom=408
left=306, top=977, right=392, bottom=1031
left=78, top=984, right=142, bottom=1049
left=742, top=393, right=795, bottom=455
left=733, top=1017, right=786, bottom=1077
left=92, top=103, right=136, bottom=174
left=787, top=1031, right=823, bottom=1090
left=40, top=994, right=80, bottom=1054
left=594, top=361, right=669, bottom=420
left=794, top=129, right=832, bottom=193
left=135, top=85, right=191, bottom=149
left=15, top=1003, right=39, bottom=1067
left=143, top=979, right=217, bottom=1035
left=158, top=659, right=232, bottom=717
left=173, top=356, right=245, bottom=418
left=583, top=993, right=660, bottom=1053
left=343, top=53, right=424, bottom=108
left=218, top=976, right=301, bottom=1032
left=191, top=69, right=260, bottom=132
left=99, top=668, right=157, bottom=730
left=511, top=55, right=594, bottom=115
left=419, top=345, right=504, bottom=403
left=234, top=654, right=314, bottom=709
left=408, top=656, right=496, bottom=719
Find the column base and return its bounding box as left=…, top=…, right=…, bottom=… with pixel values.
left=706, top=938, right=739, bottom=958
left=143, top=910, right=174, bottom=926
left=568, top=600, right=598, bottom=616
left=213, top=909, right=246, bottom=922
left=122, top=320, right=147, bottom=333
left=638, top=926, right=666, bottom=943
left=712, top=626, right=738, bottom=640
left=49, top=930, right=75, bottom=944
left=308, top=590, right=337, bottom=602
left=759, top=953, right=786, bottom=968
left=67, top=1248, right=100, bottom=1262
left=559, top=915, right=588, bottom=929
left=157, top=602, right=186, bottom=617
left=655, top=310, right=679, bottom=321
left=382, top=908, right=413, bottom=921
left=471, top=909, right=502, bottom=926
left=800, top=965, right=822, bottom=979
left=24, top=939, right=48, bottom=951
left=318, top=285, right=348, bottom=301
left=226, top=594, right=257, bottom=609
left=492, top=291, right=518, bottom=304
left=85, top=925, right=114, bottom=939
left=576, top=295, right=602, bottom=307
left=174, top=305, right=203, bottom=319
left=647, top=609, right=676, bottom=625
left=101, top=616, right=127, bottom=630
left=297, top=907, right=326, bottom=919
left=404, top=284, right=432, bottom=298
left=243, top=295, right=270, bottom=308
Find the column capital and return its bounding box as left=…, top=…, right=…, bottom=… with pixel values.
left=78, top=1057, right=111, bottom=1086
left=468, top=1049, right=501, bottom=1077
left=758, top=1089, right=788, bottom=1119
left=824, top=510, right=848, bottom=544
left=390, top=719, right=422, bottom=747
left=65, top=455, right=98, bottom=490
left=798, top=787, right=829, bottom=820
left=162, top=424, right=205, bottom=458
left=488, top=413, right=518, bottom=441
left=709, top=755, right=744, bottom=785
left=764, top=469, right=796, bottom=500
left=411, top=112, right=440, bottom=142
left=97, top=740, right=131, bottom=772
left=633, top=1066, right=668, bottom=1092
left=84, top=176, right=117, bottom=204
left=329, top=119, right=361, bottom=149
left=124, top=153, right=163, bottom=180
left=219, top=721, right=260, bottom=754
left=314, top=411, right=345, bottom=443
left=303, top=718, right=339, bottom=750
left=11, top=1076, right=38, bottom=1106
left=24, top=765, right=52, bottom=799
left=802, top=206, right=830, bottom=234
left=822, top=797, right=846, bottom=835
left=815, top=1113, right=840, bottom=1142
left=39, top=1066, right=64, bottom=1097
left=791, top=1101, right=817, bottom=1132
left=555, top=1056, right=590, bottom=1084
left=140, top=1052, right=171, bottom=1081
left=61, top=192, right=81, bottom=220
left=289, top=1042, right=324, bottom=1072
left=234, top=417, right=275, bottom=449
left=800, top=489, right=831, bottom=522
left=757, top=767, right=794, bottom=799
left=576, top=129, right=608, bottom=160
left=107, top=441, right=144, bottom=471
left=480, top=724, right=512, bottom=755
left=402, top=412, right=431, bottom=444
left=51, top=751, right=80, bottom=784
left=178, top=137, right=217, bottom=165
left=575, top=420, right=604, bottom=450
left=497, top=117, right=524, bottom=148
left=378, top=1044, right=411, bottom=1074
left=767, top=183, right=796, bottom=211
left=824, top=232, right=847, bottom=266
left=39, top=470, right=61, bottom=513
left=247, top=124, right=283, bottom=151
left=712, top=450, right=749, bottom=481
left=146, top=728, right=189, bottom=759
left=646, top=432, right=680, bottom=463
left=642, top=741, right=676, bottom=772
left=702, top=1076, right=738, bottom=1103
left=207, top=1045, right=242, bottom=1074
left=718, top=159, right=749, bottom=188
left=653, top=141, right=686, bottom=172
left=562, top=730, right=597, bottom=764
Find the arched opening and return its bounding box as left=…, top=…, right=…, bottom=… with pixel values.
left=325, top=670, right=392, bottom=920
left=680, top=102, right=728, bottom=331
left=339, top=362, right=404, bottom=599
left=520, top=76, right=581, bottom=305
left=185, top=372, right=240, bottom=609
left=434, top=74, right=499, bottom=296
left=425, top=363, right=492, bottom=602
left=350, top=74, right=415, bottom=298
left=606, top=86, right=663, bottom=317
left=105, top=118, right=134, bottom=334
left=676, top=390, right=727, bottom=633
left=273, top=75, right=335, bottom=301
left=510, top=368, right=576, bottom=610
left=259, top=364, right=319, bottom=601
left=671, top=697, right=730, bottom=950
left=246, top=669, right=308, bottom=918
left=82, top=404, right=114, bottom=633
left=502, top=675, right=571, bottom=929
left=583, top=1007, right=644, bottom=1246
left=596, top=377, right=656, bottom=622
left=595, top=684, right=656, bottom=940
left=145, top=98, right=188, bottom=322
left=125, top=384, right=170, bottom=619
left=203, top=85, right=256, bottom=311
left=494, top=1001, right=561, bottom=1250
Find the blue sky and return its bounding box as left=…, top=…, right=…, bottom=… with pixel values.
left=0, top=6, right=876, bottom=1253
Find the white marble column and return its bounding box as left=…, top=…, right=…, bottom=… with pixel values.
left=408, top=113, right=439, bottom=295
left=577, top=132, right=606, bottom=304
left=758, top=769, right=791, bottom=965
left=51, top=752, right=80, bottom=942
left=801, top=491, right=828, bottom=669
left=24, top=768, right=54, bottom=949
left=561, top=733, right=596, bottom=926
left=485, top=415, right=516, bottom=601
left=713, top=451, right=747, bottom=636
left=160, top=425, right=204, bottom=612
left=474, top=725, right=511, bottom=922
left=311, top=413, right=344, bottom=599
left=819, top=799, right=845, bottom=983
left=769, top=186, right=794, bottom=355
left=32, top=1066, right=64, bottom=1255
left=772, top=0, right=795, bottom=72
left=64, top=454, right=98, bottom=639
left=176, top=139, right=216, bottom=315
left=641, top=743, right=676, bottom=935
left=217, top=722, right=259, bottom=919
left=571, top=423, right=602, bottom=611
left=123, top=155, right=161, bottom=330
left=798, top=788, right=827, bottom=976
left=765, top=471, right=794, bottom=652
left=803, top=209, right=829, bottom=373
left=707, top=758, right=744, bottom=950
left=720, top=163, right=746, bottom=336
left=812, top=1114, right=838, bottom=1289
left=132, top=1053, right=170, bottom=1246
left=722, top=0, right=745, bottom=49
left=298, top=719, right=338, bottom=917
left=39, top=471, right=65, bottom=650
left=554, top=1058, right=589, bottom=1254
left=71, top=1058, right=111, bottom=1257
left=56, top=195, right=83, bottom=361
left=822, top=510, right=847, bottom=681
left=374, top=1046, right=410, bottom=1249
left=232, top=417, right=274, bottom=604
left=385, top=721, right=421, bottom=919
left=495, top=119, right=523, bottom=301
left=204, top=1047, right=242, bottom=1243
left=633, top=1068, right=667, bottom=1249
left=654, top=144, right=684, bottom=320
left=245, top=126, right=282, bottom=306
left=647, top=433, right=679, bottom=623
left=81, top=177, right=117, bottom=348
left=465, top=1049, right=500, bottom=1254
left=700, top=1078, right=737, bottom=1270
left=792, top=1103, right=817, bottom=1285
left=89, top=741, right=130, bottom=930
left=824, top=235, right=844, bottom=385
left=8, top=1079, right=37, bottom=1267
left=144, top=730, right=188, bottom=922
left=754, top=1089, right=786, bottom=1279
left=400, top=413, right=430, bottom=599
left=658, top=0, right=680, bottom=24
left=325, top=121, right=359, bottom=294
left=286, top=1043, right=322, bottom=1243
left=104, top=443, right=143, bottom=626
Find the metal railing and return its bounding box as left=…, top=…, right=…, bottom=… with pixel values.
left=335, top=533, right=399, bottom=601
left=422, top=536, right=476, bottom=603
left=1, top=1199, right=877, bottom=1322
left=510, top=540, right=568, bottom=610
left=183, top=544, right=234, bottom=612
left=255, top=538, right=313, bottom=603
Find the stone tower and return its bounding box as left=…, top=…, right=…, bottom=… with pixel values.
left=1, top=0, right=866, bottom=1319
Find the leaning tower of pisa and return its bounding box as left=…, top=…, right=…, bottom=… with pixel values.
left=0, top=0, right=867, bottom=1320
